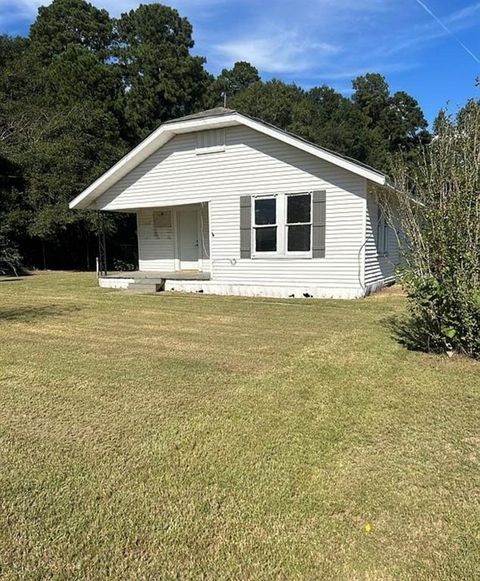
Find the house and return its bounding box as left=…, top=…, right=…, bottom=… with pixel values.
left=69, top=107, right=400, bottom=298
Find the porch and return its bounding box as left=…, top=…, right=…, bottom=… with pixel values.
left=99, top=270, right=211, bottom=292
left=99, top=201, right=211, bottom=291
left=136, top=202, right=211, bottom=274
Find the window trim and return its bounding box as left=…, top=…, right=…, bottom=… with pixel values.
left=285, top=192, right=312, bottom=257
left=250, top=192, right=315, bottom=259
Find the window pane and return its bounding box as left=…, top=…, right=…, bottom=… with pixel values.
left=287, top=194, right=311, bottom=224
left=255, top=198, right=276, bottom=225
left=256, top=227, right=277, bottom=252
left=288, top=225, right=311, bottom=251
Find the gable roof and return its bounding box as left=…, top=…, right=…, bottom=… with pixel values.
left=69, top=108, right=388, bottom=210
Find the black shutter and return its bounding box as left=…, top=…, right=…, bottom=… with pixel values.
left=312, top=190, right=326, bottom=258
left=240, top=196, right=252, bottom=258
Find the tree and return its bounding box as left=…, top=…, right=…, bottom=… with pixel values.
left=385, top=91, right=428, bottom=149
left=387, top=100, right=480, bottom=358
left=0, top=153, right=23, bottom=274
left=114, top=3, right=212, bottom=143
left=0, top=1, right=126, bottom=268
left=0, top=37, right=40, bottom=267
left=352, top=73, right=428, bottom=168
left=0, top=234, right=21, bottom=275
left=0, top=35, right=30, bottom=145
left=213, top=61, right=260, bottom=104
left=28, top=0, right=121, bottom=111
left=230, top=79, right=308, bottom=130
left=303, top=86, right=373, bottom=163
left=0, top=1, right=215, bottom=269
left=29, top=0, right=112, bottom=62
left=352, top=73, right=390, bottom=126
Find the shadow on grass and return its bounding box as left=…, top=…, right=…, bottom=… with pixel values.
left=0, top=278, right=23, bottom=283
left=0, top=269, right=32, bottom=281
left=0, top=304, right=81, bottom=323
left=386, top=314, right=436, bottom=354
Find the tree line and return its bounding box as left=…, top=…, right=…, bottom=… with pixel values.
left=0, top=0, right=430, bottom=271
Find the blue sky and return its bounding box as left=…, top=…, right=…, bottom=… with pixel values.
left=1, top=0, right=479, bottom=124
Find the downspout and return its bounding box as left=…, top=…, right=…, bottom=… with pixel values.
left=358, top=180, right=369, bottom=295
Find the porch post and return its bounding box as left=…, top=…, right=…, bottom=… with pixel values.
left=97, top=213, right=107, bottom=277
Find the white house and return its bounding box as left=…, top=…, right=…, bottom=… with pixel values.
left=69, top=107, right=400, bottom=298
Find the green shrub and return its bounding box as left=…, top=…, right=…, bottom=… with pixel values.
left=399, top=270, right=480, bottom=357
left=389, top=100, right=480, bottom=359
left=112, top=258, right=136, bottom=272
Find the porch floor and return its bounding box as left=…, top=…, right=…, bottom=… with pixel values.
left=103, top=270, right=211, bottom=281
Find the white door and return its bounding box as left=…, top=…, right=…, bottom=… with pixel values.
left=177, top=210, right=199, bottom=270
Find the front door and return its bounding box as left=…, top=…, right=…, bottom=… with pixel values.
left=177, top=210, right=199, bottom=270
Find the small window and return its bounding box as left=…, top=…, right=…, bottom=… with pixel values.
left=196, top=129, right=225, bottom=154
left=254, top=197, right=277, bottom=253
left=376, top=206, right=388, bottom=255
left=286, top=194, right=311, bottom=252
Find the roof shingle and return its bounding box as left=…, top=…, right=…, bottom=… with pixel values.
left=164, top=107, right=236, bottom=124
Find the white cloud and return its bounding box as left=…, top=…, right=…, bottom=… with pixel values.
left=442, top=1, right=480, bottom=26
left=0, top=0, right=42, bottom=19
left=0, top=0, right=226, bottom=18
left=0, top=0, right=228, bottom=31
left=214, top=30, right=339, bottom=74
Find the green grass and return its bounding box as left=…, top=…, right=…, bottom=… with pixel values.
left=1, top=272, right=479, bottom=579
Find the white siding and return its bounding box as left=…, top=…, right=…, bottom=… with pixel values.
left=364, top=188, right=400, bottom=292
left=137, top=208, right=174, bottom=271
left=96, top=126, right=368, bottom=295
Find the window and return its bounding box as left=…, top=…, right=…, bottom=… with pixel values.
left=196, top=129, right=225, bottom=154
left=254, top=197, right=277, bottom=252
left=286, top=194, right=311, bottom=252
left=248, top=191, right=322, bottom=258
left=376, top=206, right=388, bottom=255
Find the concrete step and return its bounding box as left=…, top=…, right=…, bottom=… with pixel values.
left=127, top=281, right=164, bottom=293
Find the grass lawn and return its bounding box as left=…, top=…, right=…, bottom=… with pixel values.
left=0, top=272, right=479, bottom=579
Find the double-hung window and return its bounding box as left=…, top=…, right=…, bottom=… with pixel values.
left=286, top=193, right=312, bottom=253
left=254, top=197, right=277, bottom=253
left=251, top=193, right=314, bottom=256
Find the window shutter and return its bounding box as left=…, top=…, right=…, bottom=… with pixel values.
left=240, top=196, right=252, bottom=258
left=312, top=190, right=326, bottom=258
